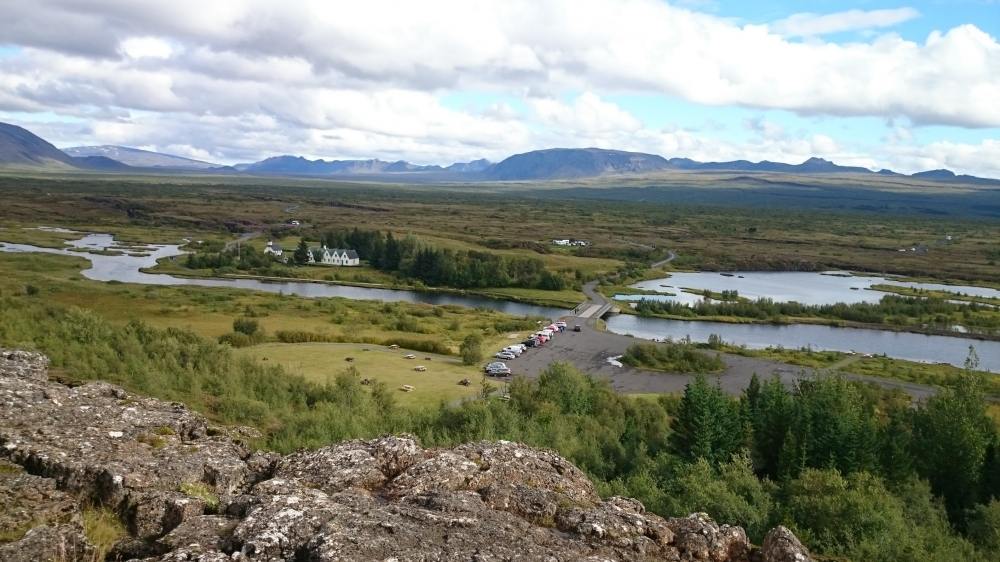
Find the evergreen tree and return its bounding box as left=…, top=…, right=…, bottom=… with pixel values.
left=670, top=374, right=742, bottom=465
left=748, top=376, right=793, bottom=478
left=911, top=372, right=995, bottom=523
left=293, top=239, right=310, bottom=265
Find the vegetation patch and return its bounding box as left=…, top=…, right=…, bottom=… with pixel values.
left=179, top=482, right=220, bottom=512
left=620, top=342, right=725, bottom=373
left=82, top=507, right=125, bottom=560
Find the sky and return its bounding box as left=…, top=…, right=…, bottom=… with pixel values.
left=0, top=0, right=998, bottom=176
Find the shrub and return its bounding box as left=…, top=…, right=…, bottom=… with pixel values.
left=460, top=334, right=483, bottom=365
left=621, top=342, right=724, bottom=373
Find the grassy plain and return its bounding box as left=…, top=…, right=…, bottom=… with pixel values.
left=235, top=342, right=491, bottom=408
left=0, top=252, right=537, bottom=354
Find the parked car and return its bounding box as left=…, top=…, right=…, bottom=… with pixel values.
left=523, top=338, right=538, bottom=348
left=495, top=351, right=516, bottom=360
left=484, top=362, right=511, bottom=376
left=555, top=321, right=567, bottom=328
left=403, top=353, right=416, bottom=359
left=503, top=346, right=523, bottom=356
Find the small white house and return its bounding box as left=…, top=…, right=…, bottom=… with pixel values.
left=308, top=245, right=360, bottom=266
left=263, top=240, right=283, bottom=257
left=552, top=239, right=590, bottom=247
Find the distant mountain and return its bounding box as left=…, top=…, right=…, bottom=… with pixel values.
left=240, top=155, right=448, bottom=175
left=63, top=145, right=220, bottom=169
left=384, top=160, right=443, bottom=172
left=0, top=122, right=79, bottom=168
left=665, top=156, right=873, bottom=175
left=912, top=169, right=956, bottom=181
left=3, top=121, right=998, bottom=185
left=485, top=148, right=672, bottom=180
left=445, top=158, right=492, bottom=173
left=71, top=155, right=135, bottom=171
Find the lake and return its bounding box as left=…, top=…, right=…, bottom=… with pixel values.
left=628, top=271, right=999, bottom=306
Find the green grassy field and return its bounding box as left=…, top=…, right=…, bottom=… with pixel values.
left=235, top=342, right=493, bottom=408
left=0, top=252, right=538, bottom=354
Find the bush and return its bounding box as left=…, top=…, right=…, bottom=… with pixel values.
left=460, top=334, right=483, bottom=365
left=621, top=342, right=724, bottom=373
left=233, top=318, right=261, bottom=336
left=275, top=330, right=331, bottom=343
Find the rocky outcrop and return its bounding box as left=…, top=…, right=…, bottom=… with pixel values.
left=757, top=526, right=814, bottom=562
left=0, top=349, right=814, bottom=561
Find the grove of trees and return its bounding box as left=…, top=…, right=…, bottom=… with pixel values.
left=319, top=227, right=569, bottom=290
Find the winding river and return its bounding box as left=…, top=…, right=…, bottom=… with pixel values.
left=2, top=233, right=998, bottom=372
left=0, top=234, right=567, bottom=318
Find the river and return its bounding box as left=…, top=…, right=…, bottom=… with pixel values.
left=0, top=234, right=566, bottom=318
left=2, top=233, right=998, bottom=372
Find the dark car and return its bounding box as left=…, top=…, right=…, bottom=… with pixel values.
left=573, top=324, right=582, bottom=332
left=523, top=338, right=538, bottom=347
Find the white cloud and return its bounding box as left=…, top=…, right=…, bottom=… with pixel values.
left=0, top=0, right=996, bottom=127
left=0, top=0, right=996, bottom=176
left=771, top=8, right=921, bottom=38
left=120, top=37, right=173, bottom=59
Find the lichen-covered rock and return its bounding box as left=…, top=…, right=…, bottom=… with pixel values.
left=0, top=460, right=80, bottom=541
left=0, top=523, right=94, bottom=562
left=0, top=348, right=49, bottom=381
left=759, top=525, right=814, bottom=562
left=0, top=349, right=813, bottom=561
left=665, top=513, right=751, bottom=562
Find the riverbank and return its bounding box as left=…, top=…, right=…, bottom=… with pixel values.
left=144, top=259, right=584, bottom=309
left=616, top=309, right=1000, bottom=342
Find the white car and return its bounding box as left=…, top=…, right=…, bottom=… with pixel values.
left=503, top=346, right=523, bottom=356
left=495, top=351, right=516, bottom=360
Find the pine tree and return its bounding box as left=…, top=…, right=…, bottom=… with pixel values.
left=911, top=372, right=995, bottom=522
left=293, top=239, right=310, bottom=265
left=670, top=374, right=742, bottom=465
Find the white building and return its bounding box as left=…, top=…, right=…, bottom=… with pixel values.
left=552, top=239, right=590, bottom=247
left=308, top=245, right=360, bottom=266
left=263, top=240, right=283, bottom=257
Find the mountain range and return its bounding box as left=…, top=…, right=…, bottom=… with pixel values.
left=0, top=121, right=996, bottom=185
left=63, top=145, right=221, bottom=170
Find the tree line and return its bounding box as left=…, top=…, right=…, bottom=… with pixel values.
left=634, top=294, right=1000, bottom=334
left=315, top=228, right=569, bottom=290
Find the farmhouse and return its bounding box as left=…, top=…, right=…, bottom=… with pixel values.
left=263, top=240, right=284, bottom=257
left=308, top=245, right=360, bottom=266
